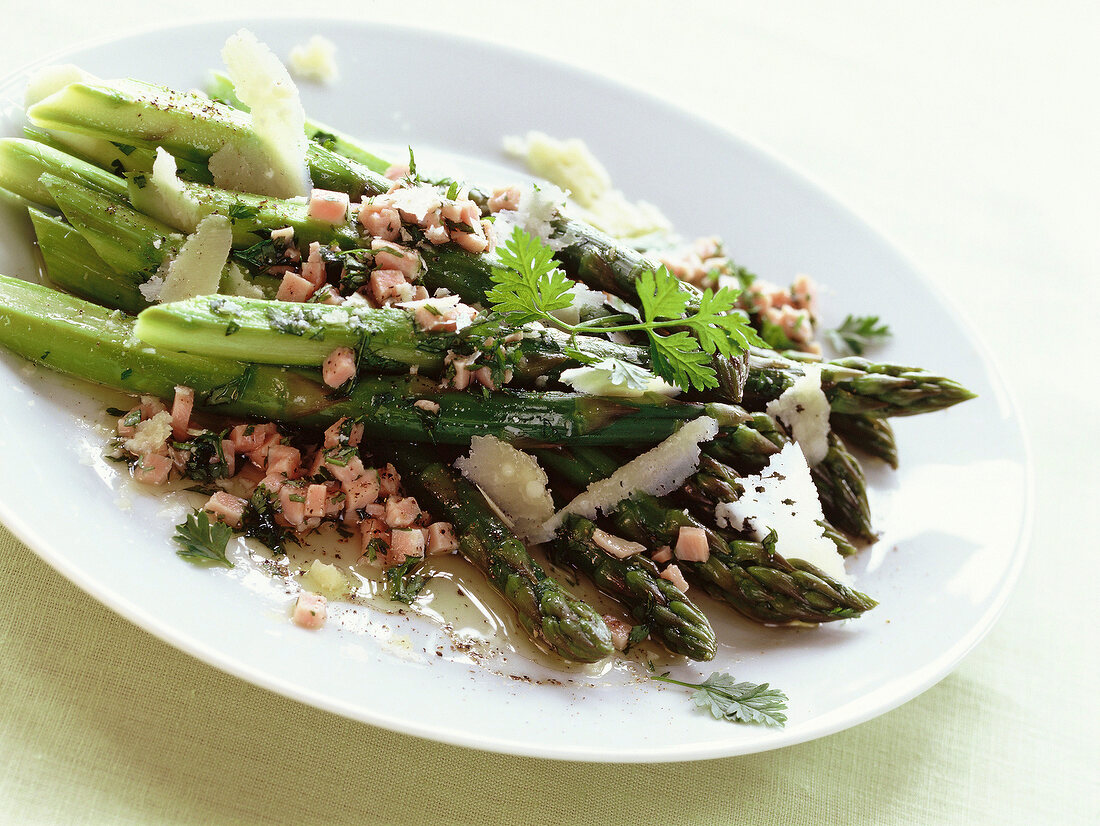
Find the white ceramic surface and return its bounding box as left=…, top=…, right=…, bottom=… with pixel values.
left=0, top=19, right=1031, bottom=762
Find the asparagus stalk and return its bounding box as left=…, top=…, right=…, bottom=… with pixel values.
left=27, top=208, right=147, bottom=313
left=538, top=448, right=876, bottom=624
left=370, top=443, right=613, bottom=663
left=550, top=514, right=717, bottom=661
left=810, top=433, right=875, bottom=541
left=0, top=275, right=771, bottom=446
left=831, top=412, right=899, bottom=468
left=0, top=137, right=127, bottom=206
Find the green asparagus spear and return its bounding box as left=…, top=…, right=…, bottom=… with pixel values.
left=810, top=433, right=875, bottom=541
left=0, top=137, right=127, bottom=206
left=370, top=443, right=613, bottom=663
left=538, top=448, right=875, bottom=624
left=830, top=412, right=899, bottom=468
left=550, top=514, right=717, bottom=661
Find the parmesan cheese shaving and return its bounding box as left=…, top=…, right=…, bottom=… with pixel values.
left=488, top=183, right=570, bottom=251
left=130, top=147, right=202, bottom=232
left=542, top=417, right=718, bottom=536
left=122, top=411, right=172, bottom=456
left=504, top=131, right=671, bottom=240
left=288, top=35, right=339, bottom=83
left=213, top=29, right=309, bottom=198
left=219, top=261, right=264, bottom=298
left=23, top=64, right=94, bottom=108
left=454, top=436, right=556, bottom=542
left=558, top=365, right=680, bottom=398
left=765, top=363, right=830, bottom=465
left=714, top=441, right=848, bottom=583
left=156, top=214, right=232, bottom=303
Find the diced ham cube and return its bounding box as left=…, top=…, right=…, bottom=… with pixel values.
left=488, top=186, right=521, bottom=213
left=358, top=518, right=388, bottom=557
left=450, top=226, right=488, bottom=254
left=133, top=452, right=172, bottom=485
left=169, top=385, right=194, bottom=441
left=230, top=423, right=278, bottom=453
left=323, top=417, right=364, bottom=448
left=603, top=616, right=633, bottom=651
left=322, top=346, right=357, bottom=389
left=276, top=271, right=315, bottom=302
left=385, top=496, right=421, bottom=529
left=388, top=528, right=425, bottom=565
left=324, top=453, right=365, bottom=486
left=674, top=526, right=710, bottom=563
left=307, top=188, right=350, bottom=224
left=204, top=490, right=247, bottom=529
left=660, top=564, right=689, bottom=593
left=370, top=269, right=414, bottom=305
left=343, top=469, right=380, bottom=513
left=378, top=463, right=401, bottom=497
left=305, top=484, right=328, bottom=519
left=117, top=408, right=140, bottom=439
left=474, top=366, right=495, bottom=390
left=425, top=522, right=459, bottom=555
left=413, top=399, right=440, bottom=414
left=292, top=592, right=327, bottom=630
left=372, top=240, right=422, bottom=279
left=591, top=528, right=646, bottom=559
left=140, top=395, right=166, bottom=419
left=258, top=474, right=286, bottom=496
left=266, top=444, right=302, bottom=478
left=358, top=202, right=401, bottom=241
left=279, top=484, right=307, bottom=526
left=270, top=226, right=295, bottom=244
left=651, top=545, right=673, bottom=564
left=246, top=433, right=283, bottom=470
left=384, top=163, right=409, bottom=180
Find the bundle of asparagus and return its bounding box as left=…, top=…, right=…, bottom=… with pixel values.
left=0, top=43, right=976, bottom=720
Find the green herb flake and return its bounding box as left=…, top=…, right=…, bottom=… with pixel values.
left=652, top=671, right=788, bottom=727
left=227, top=203, right=260, bottom=222
left=172, top=509, right=234, bottom=568
left=385, top=557, right=430, bottom=604
left=826, top=314, right=892, bottom=356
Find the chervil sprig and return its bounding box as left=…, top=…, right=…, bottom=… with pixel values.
left=488, top=227, right=763, bottom=391
left=652, top=671, right=789, bottom=727
left=172, top=509, right=234, bottom=568
left=827, top=314, right=891, bottom=356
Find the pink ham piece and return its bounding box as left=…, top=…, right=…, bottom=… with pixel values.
left=276, top=271, right=315, bottom=302
left=324, top=453, right=366, bottom=486
left=371, top=240, right=422, bottom=280
left=203, top=491, right=247, bottom=529
left=133, top=453, right=172, bottom=485
left=359, top=517, right=388, bottom=556
left=378, top=463, right=401, bottom=497
left=651, top=545, right=673, bottom=564
left=301, top=242, right=327, bottom=288
left=425, top=522, right=459, bottom=555
left=603, top=616, right=633, bottom=651
left=674, top=526, right=710, bottom=563
left=230, top=423, right=278, bottom=453
left=370, top=269, right=413, bottom=305
left=170, top=385, right=194, bottom=441
left=358, top=202, right=401, bottom=242
left=220, top=440, right=236, bottom=478
left=322, top=346, right=357, bottom=389
left=660, top=564, right=690, bottom=593
left=323, top=417, right=364, bottom=449
left=488, top=186, right=521, bottom=213
left=307, top=188, right=350, bottom=224
left=343, top=470, right=380, bottom=512
left=305, top=484, right=328, bottom=519
left=388, top=528, right=425, bottom=564
left=292, top=592, right=327, bottom=630
left=139, top=395, right=166, bottom=419
left=279, top=484, right=307, bottom=526
left=385, top=496, right=421, bottom=529
left=266, top=444, right=302, bottom=478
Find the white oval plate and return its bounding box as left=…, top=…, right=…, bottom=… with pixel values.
left=0, top=19, right=1031, bottom=762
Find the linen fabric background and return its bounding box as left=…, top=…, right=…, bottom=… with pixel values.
left=1, top=2, right=1096, bottom=823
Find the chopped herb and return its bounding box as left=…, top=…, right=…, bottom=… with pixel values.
left=241, top=486, right=298, bottom=555
left=111, top=142, right=137, bottom=155
left=120, top=368, right=133, bottom=380
left=122, top=409, right=142, bottom=427
left=109, top=159, right=126, bottom=176
left=227, top=203, right=260, bottom=222
left=363, top=537, right=387, bottom=563
left=322, top=445, right=358, bottom=467
left=311, top=129, right=338, bottom=150
left=174, top=430, right=231, bottom=483
left=625, top=623, right=649, bottom=651
left=132, top=173, right=146, bottom=189
left=385, top=557, right=430, bottom=603
left=204, top=365, right=256, bottom=406
left=826, top=314, right=892, bottom=356
left=287, top=493, right=305, bottom=503
left=105, top=406, right=129, bottom=418
left=652, top=671, right=788, bottom=727
left=224, top=321, right=241, bottom=336
left=406, top=146, right=417, bottom=179
left=172, top=509, right=234, bottom=568
left=759, top=319, right=799, bottom=352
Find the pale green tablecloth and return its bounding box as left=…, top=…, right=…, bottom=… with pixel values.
left=2, top=2, right=1098, bottom=822
left=0, top=523, right=1092, bottom=825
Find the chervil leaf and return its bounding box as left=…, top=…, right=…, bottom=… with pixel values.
left=486, top=227, right=575, bottom=324
left=636, top=266, right=690, bottom=321
left=172, top=509, right=234, bottom=568
left=653, top=671, right=788, bottom=727
left=826, top=314, right=891, bottom=356
left=648, top=330, right=718, bottom=391
left=687, top=285, right=763, bottom=357
left=385, top=558, right=431, bottom=604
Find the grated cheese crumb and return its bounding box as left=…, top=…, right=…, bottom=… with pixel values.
left=122, top=411, right=172, bottom=456
left=714, top=441, right=847, bottom=582
left=298, top=560, right=349, bottom=600
left=288, top=35, right=339, bottom=83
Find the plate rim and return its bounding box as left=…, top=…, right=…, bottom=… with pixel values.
left=0, top=15, right=1035, bottom=762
